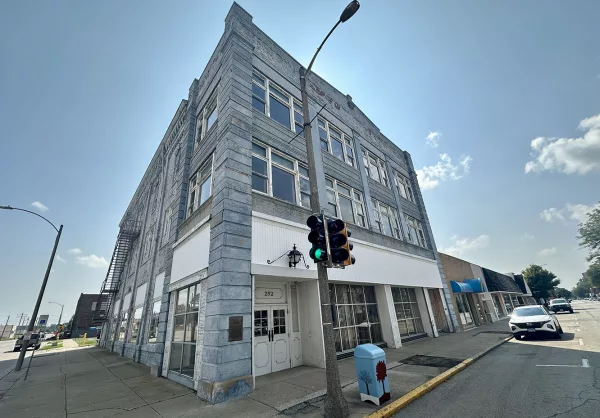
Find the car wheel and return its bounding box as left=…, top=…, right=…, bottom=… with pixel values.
left=13, top=347, right=19, bottom=352
left=514, top=334, right=524, bottom=340
left=569, top=309, right=574, bottom=313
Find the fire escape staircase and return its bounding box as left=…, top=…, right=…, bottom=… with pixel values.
left=93, top=219, right=140, bottom=323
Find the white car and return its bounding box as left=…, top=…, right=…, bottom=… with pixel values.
left=509, top=305, right=563, bottom=340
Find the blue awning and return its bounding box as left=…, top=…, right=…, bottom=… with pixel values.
left=450, top=278, right=485, bottom=293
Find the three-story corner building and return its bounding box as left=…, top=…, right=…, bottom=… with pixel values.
left=97, top=2, right=458, bottom=404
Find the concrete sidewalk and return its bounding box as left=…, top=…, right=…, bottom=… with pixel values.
left=0, top=320, right=511, bottom=418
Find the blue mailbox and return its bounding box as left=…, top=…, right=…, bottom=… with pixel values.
left=354, top=344, right=390, bottom=405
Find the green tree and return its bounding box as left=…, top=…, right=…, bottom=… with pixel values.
left=578, top=203, right=600, bottom=263
left=522, top=264, right=560, bottom=300
left=584, top=262, right=600, bottom=287
left=554, top=288, right=572, bottom=299
left=572, top=274, right=592, bottom=298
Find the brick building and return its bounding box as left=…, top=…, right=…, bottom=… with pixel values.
left=98, top=3, right=457, bottom=403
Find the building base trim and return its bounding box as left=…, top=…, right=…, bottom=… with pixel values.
left=196, top=374, right=253, bottom=404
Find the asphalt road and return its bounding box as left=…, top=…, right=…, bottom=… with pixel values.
left=399, top=300, right=600, bottom=418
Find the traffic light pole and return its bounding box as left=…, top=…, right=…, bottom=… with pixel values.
left=300, top=66, right=349, bottom=418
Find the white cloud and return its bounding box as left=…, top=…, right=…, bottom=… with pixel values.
left=416, top=153, right=472, bottom=190
left=565, top=203, right=600, bottom=223
left=525, top=113, right=600, bottom=175
left=31, top=201, right=49, bottom=212
left=68, top=248, right=82, bottom=255
left=75, top=254, right=109, bottom=269
left=540, top=208, right=565, bottom=223
left=426, top=131, right=442, bottom=148
left=522, top=233, right=535, bottom=240
left=440, top=234, right=490, bottom=257
left=537, top=247, right=558, bottom=257
left=540, top=202, right=600, bottom=224
left=56, top=254, right=66, bottom=263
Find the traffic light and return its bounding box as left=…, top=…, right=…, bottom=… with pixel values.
left=328, top=219, right=355, bottom=266
left=307, top=214, right=328, bottom=263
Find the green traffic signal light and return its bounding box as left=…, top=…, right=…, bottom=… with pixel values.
left=315, top=248, right=324, bottom=260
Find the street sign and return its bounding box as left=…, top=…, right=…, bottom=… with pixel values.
left=40, top=319, right=47, bottom=325
left=38, top=315, right=49, bottom=326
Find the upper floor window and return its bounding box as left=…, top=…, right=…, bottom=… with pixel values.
left=252, top=70, right=304, bottom=135
left=318, top=118, right=355, bottom=167
left=371, top=200, right=402, bottom=239
left=195, top=89, right=218, bottom=148
left=252, top=141, right=311, bottom=208
left=325, top=178, right=366, bottom=227
left=394, top=172, right=414, bottom=203
left=186, top=156, right=213, bottom=218
left=362, top=149, right=389, bottom=187
left=405, top=215, right=427, bottom=248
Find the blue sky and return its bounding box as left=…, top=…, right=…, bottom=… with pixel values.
left=1, top=1, right=599, bottom=324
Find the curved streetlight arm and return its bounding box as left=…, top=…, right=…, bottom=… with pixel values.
left=305, top=20, right=342, bottom=75
left=0, top=205, right=59, bottom=233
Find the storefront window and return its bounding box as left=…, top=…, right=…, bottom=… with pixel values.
left=169, top=284, right=199, bottom=377
left=454, top=293, right=474, bottom=327
left=118, top=293, right=131, bottom=341
left=491, top=294, right=502, bottom=318
left=148, top=301, right=161, bottom=343
left=502, top=294, right=513, bottom=314
left=392, top=287, right=425, bottom=338
left=329, top=284, right=382, bottom=353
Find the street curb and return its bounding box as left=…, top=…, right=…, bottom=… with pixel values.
left=366, top=335, right=513, bottom=418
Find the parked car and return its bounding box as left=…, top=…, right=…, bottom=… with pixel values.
left=509, top=305, right=563, bottom=340
left=549, top=298, right=573, bottom=313
left=14, top=333, right=41, bottom=351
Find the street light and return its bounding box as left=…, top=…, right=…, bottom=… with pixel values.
left=298, top=2, right=359, bottom=417
left=48, top=302, right=65, bottom=327
left=0, top=205, right=63, bottom=371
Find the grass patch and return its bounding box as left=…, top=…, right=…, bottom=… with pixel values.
left=40, top=342, right=63, bottom=350
left=74, top=337, right=97, bottom=347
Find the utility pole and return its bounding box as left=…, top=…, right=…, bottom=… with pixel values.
left=1, top=316, right=9, bottom=339
left=298, top=3, right=360, bottom=417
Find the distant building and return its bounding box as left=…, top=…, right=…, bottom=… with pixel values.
left=71, top=293, right=104, bottom=337
left=1, top=324, right=15, bottom=339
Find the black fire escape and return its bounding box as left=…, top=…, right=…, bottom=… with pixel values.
left=93, top=219, right=141, bottom=324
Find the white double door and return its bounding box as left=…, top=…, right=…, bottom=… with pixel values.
left=253, top=305, right=290, bottom=377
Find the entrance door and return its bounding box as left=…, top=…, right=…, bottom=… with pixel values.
left=253, top=305, right=290, bottom=377
left=428, top=289, right=450, bottom=333
left=455, top=294, right=475, bottom=328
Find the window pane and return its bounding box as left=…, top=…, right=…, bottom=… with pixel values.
left=398, top=320, right=408, bottom=337
left=330, top=128, right=341, bottom=140
left=252, top=96, right=265, bottom=113
left=357, top=326, right=371, bottom=345
left=294, top=110, right=304, bottom=126
left=252, top=143, right=267, bottom=157
left=364, top=286, right=377, bottom=303
left=269, top=96, right=291, bottom=128
left=326, top=179, right=334, bottom=188
left=252, top=72, right=265, bottom=86
left=381, top=215, right=392, bottom=236
left=337, top=184, right=351, bottom=196
left=301, top=193, right=311, bottom=208
left=369, top=159, right=381, bottom=182
left=270, top=85, right=289, bottom=102
left=367, top=304, right=380, bottom=323
left=131, top=307, right=143, bottom=343
left=252, top=175, right=267, bottom=193
left=149, top=301, right=161, bottom=343
left=320, top=138, right=329, bottom=152
left=331, top=138, right=344, bottom=160
left=206, top=107, right=217, bottom=132
left=392, top=287, right=401, bottom=303
left=335, top=329, right=342, bottom=353
left=351, top=285, right=365, bottom=304
left=299, top=166, right=309, bottom=177
left=371, top=323, right=383, bottom=343
left=252, top=156, right=267, bottom=175
left=339, top=195, right=355, bottom=223
left=295, top=123, right=304, bottom=136
left=169, top=343, right=182, bottom=372
left=188, top=285, right=199, bottom=311
left=173, top=315, right=185, bottom=342
left=181, top=344, right=195, bottom=377
left=272, top=153, right=294, bottom=170
left=272, top=166, right=296, bottom=203
left=337, top=305, right=347, bottom=327
left=252, top=83, right=265, bottom=98
left=184, top=313, right=198, bottom=342
left=199, top=176, right=211, bottom=205
left=336, top=284, right=351, bottom=304
left=176, top=289, right=188, bottom=314
left=300, top=178, right=310, bottom=194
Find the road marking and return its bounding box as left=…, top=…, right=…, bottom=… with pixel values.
left=582, top=359, right=590, bottom=368
left=536, top=359, right=590, bottom=368
left=579, top=338, right=584, bottom=346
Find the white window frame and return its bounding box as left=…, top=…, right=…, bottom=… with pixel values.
left=405, top=215, right=428, bottom=248
left=186, top=155, right=214, bottom=218
left=251, top=70, right=304, bottom=134
left=394, top=171, right=415, bottom=203
left=325, top=178, right=367, bottom=227
left=149, top=274, right=165, bottom=344
left=130, top=283, right=147, bottom=344
left=251, top=140, right=311, bottom=208
left=195, top=88, right=219, bottom=149
left=371, top=199, right=403, bottom=239
left=318, top=118, right=355, bottom=167
left=363, top=149, right=389, bottom=187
